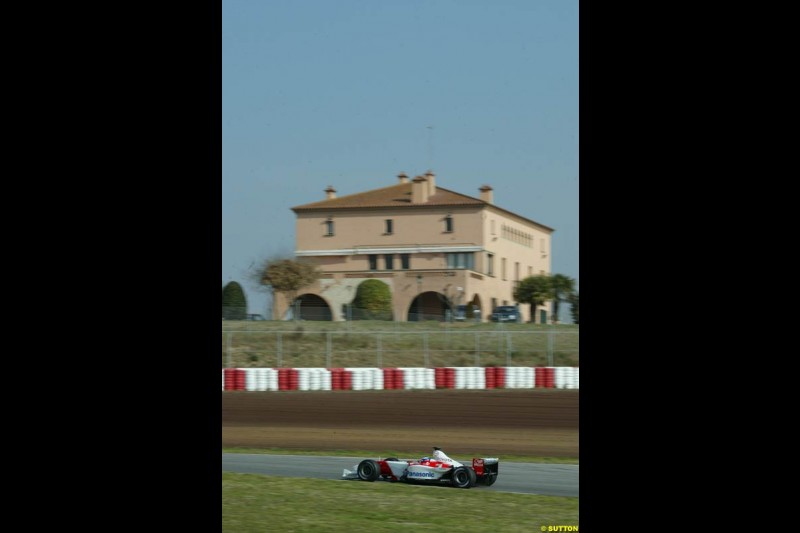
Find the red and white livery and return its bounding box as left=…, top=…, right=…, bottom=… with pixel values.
left=343, top=454, right=499, bottom=489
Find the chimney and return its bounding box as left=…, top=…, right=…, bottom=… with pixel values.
left=325, top=185, right=336, bottom=200
left=479, top=185, right=493, bottom=204
left=425, top=170, right=436, bottom=197
left=412, top=176, right=428, bottom=204
left=397, top=172, right=409, bottom=184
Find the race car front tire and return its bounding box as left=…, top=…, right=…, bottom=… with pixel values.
left=357, top=460, right=381, bottom=482
left=451, top=466, right=477, bottom=489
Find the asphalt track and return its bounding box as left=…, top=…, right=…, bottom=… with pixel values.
left=222, top=389, right=579, bottom=497
left=222, top=453, right=579, bottom=497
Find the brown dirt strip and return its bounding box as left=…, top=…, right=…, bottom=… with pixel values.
left=222, top=389, right=579, bottom=458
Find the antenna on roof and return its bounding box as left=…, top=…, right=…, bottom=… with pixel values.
left=426, top=125, right=434, bottom=168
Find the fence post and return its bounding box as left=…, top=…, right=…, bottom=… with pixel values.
left=277, top=331, right=283, bottom=368
left=547, top=327, right=554, bottom=367
left=474, top=331, right=480, bottom=367
left=326, top=331, right=332, bottom=369
left=506, top=331, right=512, bottom=368
left=226, top=332, right=232, bottom=368
left=377, top=333, right=382, bottom=368
left=423, top=331, right=429, bottom=368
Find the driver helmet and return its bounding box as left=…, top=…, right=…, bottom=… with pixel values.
left=421, top=456, right=430, bottom=462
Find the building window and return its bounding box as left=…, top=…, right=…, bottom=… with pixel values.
left=501, top=258, right=507, bottom=280
left=384, top=254, right=394, bottom=270
left=490, top=220, right=495, bottom=235
left=385, top=219, right=393, bottom=234
left=515, top=262, right=520, bottom=281
left=325, top=219, right=334, bottom=236
left=541, top=238, right=547, bottom=256
left=368, top=255, right=377, bottom=270
left=400, top=253, right=410, bottom=270
left=444, top=215, right=453, bottom=232
left=446, top=252, right=474, bottom=270
left=528, top=266, right=533, bottom=277
left=487, top=253, right=494, bottom=276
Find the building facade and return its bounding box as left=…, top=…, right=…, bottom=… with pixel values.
left=274, top=171, right=554, bottom=322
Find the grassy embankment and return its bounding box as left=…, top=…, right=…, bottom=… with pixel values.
left=222, top=320, right=579, bottom=369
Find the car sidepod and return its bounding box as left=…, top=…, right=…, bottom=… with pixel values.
left=382, top=460, right=411, bottom=480
left=403, top=463, right=452, bottom=484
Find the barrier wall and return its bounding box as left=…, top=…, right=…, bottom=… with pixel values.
left=223, top=366, right=579, bottom=392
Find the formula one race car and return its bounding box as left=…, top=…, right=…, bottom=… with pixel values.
left=343, top=455, right=499, bottom=488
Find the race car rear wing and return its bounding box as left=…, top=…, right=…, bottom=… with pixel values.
left=472, top=457, right=499, bottom=478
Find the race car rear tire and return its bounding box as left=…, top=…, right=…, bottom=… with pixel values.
left=482, top=473, right=498, bottom=486
left=357, top=460, right=381, bottom=482
left=451, top=466, right=477, bottom=489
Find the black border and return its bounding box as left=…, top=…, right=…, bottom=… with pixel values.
left=49, top=2, right=223, bottom=526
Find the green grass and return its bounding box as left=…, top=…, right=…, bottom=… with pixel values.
left=222, top=472, right=579, bottom=533
left=222, top=447, right=579, bottom=465
left=222, top=320, right=579, bottom=369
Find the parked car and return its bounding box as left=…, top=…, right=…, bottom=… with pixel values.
left=490, top=305, right=521, bottom=323
left=454, top=305, right=482, bottom=322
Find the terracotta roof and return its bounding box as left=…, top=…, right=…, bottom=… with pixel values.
left=291, top=181, right=555, bottom=232
left=291, top=183, right=484, bottom=211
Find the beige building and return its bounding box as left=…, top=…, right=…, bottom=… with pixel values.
left=274, top=171, right=554, bottom=323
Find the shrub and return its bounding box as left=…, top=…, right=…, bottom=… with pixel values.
left=351, top=280, right=393, bottom=321
left=222, top=281, right=247, bottom=320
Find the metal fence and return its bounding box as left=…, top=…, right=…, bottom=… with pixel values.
left=225, top=301, right=537, bottom=324
left=221, top=325, right=579, bottom=370
left=224, top=309, right=489, bottom=323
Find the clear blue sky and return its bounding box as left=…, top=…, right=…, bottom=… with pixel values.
left=222, top=0, right=578, bottom=321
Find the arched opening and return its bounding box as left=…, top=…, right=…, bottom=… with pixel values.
left=469, top=294, right=483, bottom=322
left=289, top=293, right=333, bottom=321
left=408, top=291, right=451, bottom=322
